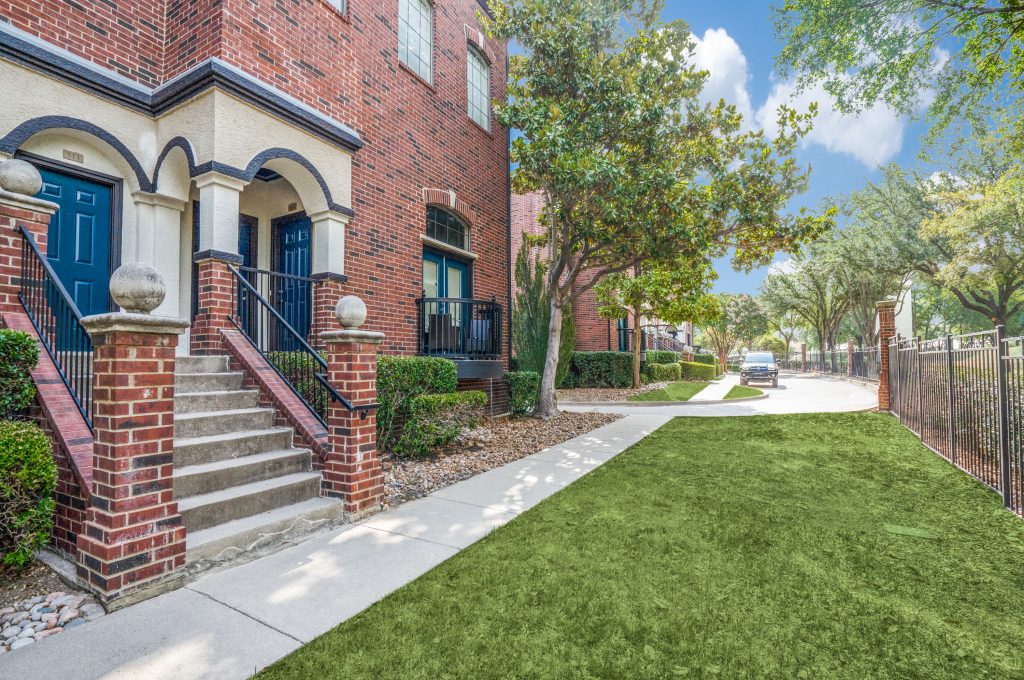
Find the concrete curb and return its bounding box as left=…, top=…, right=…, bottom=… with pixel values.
left=560, top=393, right=770, bottom=407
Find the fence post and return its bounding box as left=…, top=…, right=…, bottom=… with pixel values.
left=800, top=343, right=807, bottom=373
left=847, top=340, right=854, bottom=378
left=996, top=325, right=1012, bottom=508
left=876, top=300, right=897, bottom=412
left=915, top=336, right=924, bottom=439
left=945, top=333, right=957, bottom=467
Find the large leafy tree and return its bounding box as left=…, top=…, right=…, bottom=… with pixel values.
left=487, top=0, right=828, bottom=417
left=594, top=258, right=719, bottom=387
left=700, top=294, right=764, bottom=366
left=511, top=241, right=576, bottom=386
left=773, top=0, right=1024, bottom=146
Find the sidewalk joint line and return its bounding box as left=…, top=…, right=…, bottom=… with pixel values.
left=186, top=586, right=305, bottom=644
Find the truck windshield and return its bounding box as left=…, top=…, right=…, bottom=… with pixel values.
left=744, top=353, right=774, bottom=363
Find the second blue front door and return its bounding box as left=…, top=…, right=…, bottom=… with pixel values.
left=274, top=213, right=312, bottom=341
left=37, top=167, right=113, bottom=317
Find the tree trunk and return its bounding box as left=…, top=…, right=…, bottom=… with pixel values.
left=534, top=293, right=564, bottom=419
left=632, top=314, right=642, bottom=388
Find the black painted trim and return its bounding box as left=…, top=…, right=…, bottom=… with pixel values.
left=454, top=359, right=504, bottom=380
left=310, top=272, right=348, bottom=283
left=152, top=136, right=198, bottom=187
left=243, top=148, right=356, bottom=217
left=193, top=249, right=244, bottom=265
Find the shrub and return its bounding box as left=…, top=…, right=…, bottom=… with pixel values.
left=646, top=362, right=681, bottom=383
left=377, top=355, right=458, bottom=450
left=506, top=371, right=540, bottom=416
left=395, top=390, right=488, bottom=457
left=0, top=329, right=39, bottom=419
left=0, top=421, right=56, bottom=571
left=692, top=353, right=716, bottom=366
left=727, top=363, right=742, bottom=373
left=511, top=242, right=576, bottom=387
left=561, top=352, right=633, bottom=388
left=680, top=361, right=716, bottom=381
left=267, top=351, right=327, bottom=414
left=645, top=350, right=678, bottom=365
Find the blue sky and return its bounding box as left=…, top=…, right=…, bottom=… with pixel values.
left=664, top=1, right=933, bottom=294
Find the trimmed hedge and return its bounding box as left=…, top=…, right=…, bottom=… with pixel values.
left=680, top=361, right=717, bottom=381
left=0, top=420, right=56, bottom=570
left=506, top=371, right=540, bottom=416
left=646, top=362, right=681, bottom=383
left=645, top=350, right=679, bottom=365
left=727, top=363, right=742, bottom=373
left=377, top=355, right=459, bottom=451
left=561, top=352, right=633, bottom=389
left=395, top=390, right=488, bottom=457
left=0, top=330, right=39, bottom=419
left=692, top=354, right=717, bottom=366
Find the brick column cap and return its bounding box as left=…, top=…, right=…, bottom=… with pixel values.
left=876, top=299, right=898, bottom=311
left=0, top=188, right=58, bottom=214
left=82, top=312, right=190, bottom=336
left=193, top=250, right=244, bottom=265
left=321, top=329, right=385, bottom=345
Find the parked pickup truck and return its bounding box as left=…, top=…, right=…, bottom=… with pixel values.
left=739, top=352, right=779, bottom=388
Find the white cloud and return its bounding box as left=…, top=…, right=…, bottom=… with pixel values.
left=691, top=28, right=753, bottom=126
left=755, top=79, right=906, bottom=168
left=768, top=258, right=797, bottom=276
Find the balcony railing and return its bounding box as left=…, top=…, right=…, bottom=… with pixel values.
left=416, top=297, right=502, bottom=360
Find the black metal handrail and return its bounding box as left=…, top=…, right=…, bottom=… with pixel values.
left=229, top=265, right=374, bottom=424
left=415, top=296, right=502, bottom=360
left=16, top=226, right=94, bottom=429
left=237, top=266, right=316, bottom=343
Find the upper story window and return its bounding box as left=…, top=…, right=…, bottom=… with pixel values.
left=427, top=205, right=469, bottom=250
left=467, top=45, right=490, bottom=131
left=399, top=0, right=433, bottom=83
left=324, top=0, right=346, bottom=14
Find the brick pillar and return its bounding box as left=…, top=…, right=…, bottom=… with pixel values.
left=0, top=163, right=57, bottom=312
left=191, top=251, right=242, bottom=355
left=847, top=340, right=855, bottom=378
left=800, top=343, right=807, bottom=372
left=312, top=273, right=346, bottom=347
left=877, top=300, right=897, bottom=411
left=321, top=298, right=385, bottom=518
left=77, top=311, right=190, bottom=609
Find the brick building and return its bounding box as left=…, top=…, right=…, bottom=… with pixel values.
left=0, top=0, right=510, bottom=599
left=510, top=191, right=693, bottom=354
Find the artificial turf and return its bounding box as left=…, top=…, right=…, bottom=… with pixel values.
left=724, top=384, right=764, bottom=400
left=628, top=380, right=709, bottom=402
left=260, top=414, right=1024, bottom=679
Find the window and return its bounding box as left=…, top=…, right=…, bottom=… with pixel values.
left=467, top=45, right=490, bottom=130
left=324, top=0, right=346, bottom=14
left=426, top=205, right=468, bottom=250
left=398, top=0, right=433, bottom=83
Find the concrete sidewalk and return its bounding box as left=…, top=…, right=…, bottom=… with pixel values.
left=0, top=414, right=671, bottom=680
left=690, top=374, right=738, bottom=401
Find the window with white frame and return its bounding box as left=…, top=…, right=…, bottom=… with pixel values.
left=467, top=45, right=490, bottom=130
left=324, top=0, right=346, bottom=14
left=398, top=0, right=433, bottom=83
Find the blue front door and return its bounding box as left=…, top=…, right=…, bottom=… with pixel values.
left=37, top=168, right=113, bottom=316
left=274, top=213, right=312, bottom=342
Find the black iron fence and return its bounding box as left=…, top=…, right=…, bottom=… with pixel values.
left=17, top=227, right=94, bottom=428
left=888, top=328, right=1024, bottom=516
left=416, top=297, right=502, bottom=360
left=756, top=346, right=881, bottom=382
left=616, top=325, right=688, bottom=354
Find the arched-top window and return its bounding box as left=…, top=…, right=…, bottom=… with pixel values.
left=426, top=205, right=469, bottom=250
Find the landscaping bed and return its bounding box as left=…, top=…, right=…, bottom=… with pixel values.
left=381, top=411, right=621, bottom=507
left=556, top=382, right=669, bottom=403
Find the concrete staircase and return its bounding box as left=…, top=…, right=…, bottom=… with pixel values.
left=173, top=356, right=345, bottom=571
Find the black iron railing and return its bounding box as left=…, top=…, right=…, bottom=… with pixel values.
left=774, top=346, right=880, bottom=382
left=237, top=267, right=315, bottom=345
left=416, top=297, right=502, bottom=360
left=617, top=325, right=688, bottom=354
left=17, top=227, right=94, bottom=429
left=888, top=329, right=1024, bottom=516
left=229, top=265, right=373, bottom=424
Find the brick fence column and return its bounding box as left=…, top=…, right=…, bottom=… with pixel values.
left=800, top=343, right=807, bottom=373
left=877, top=300, right=898, bottom=411
left=191, top=251, right=242, bottom=355
left=0, top=160, right=57, bottom=312
left=77, top=272, right=189, bottom=609
left=321, top=296, right=385, bottom=518
left=312, top=273, right=346, bottom=347
left=847, top=340, right=855, bottom=378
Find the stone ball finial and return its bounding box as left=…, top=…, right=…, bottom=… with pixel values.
left=0, top=159, right=43, bottom=197
left=335, top=295, right=367, bottom=329
left=109, top=262, right=166, bottom=314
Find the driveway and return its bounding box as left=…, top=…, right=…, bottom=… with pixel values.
left=564, top=373, right=878, bottom=417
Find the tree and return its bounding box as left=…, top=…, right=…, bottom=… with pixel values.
left=912, top=280, right=992, bottom=338
left=761, top=296, right=803, bottom=352
left=700, top=294, right=765, bottom=366
left=753, top=333, right=788, bottom=356
left=594, top=258, right=719, bottom=387
left=774, top=0, right=1024, bottom=146
left=730, top=294, right=769, bottom=353
left=487, top=0, right=828, bottom=417
left=511, top=241, right=576, bottom=386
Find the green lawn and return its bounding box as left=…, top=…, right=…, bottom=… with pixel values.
left=628, top=380, right=709, bottom=402
left=261, top=414, right=1024, bottom=679
left=724, top=384, right=764, bottom=400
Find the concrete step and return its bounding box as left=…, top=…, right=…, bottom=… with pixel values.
left=185, top=497, right=346, bottom=570
left=175, top=407, right=275, bottom=439
left=174, top=428, right=294, bottom=467
left=175, top=389, right=259, bottom=415
left=178, top=472, right=322, bottom=532
left=176, top=356, right=231, bottom=374
left=174, top=449, right=312, bottom=498
left=175, top=371, right=246, bottom=394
